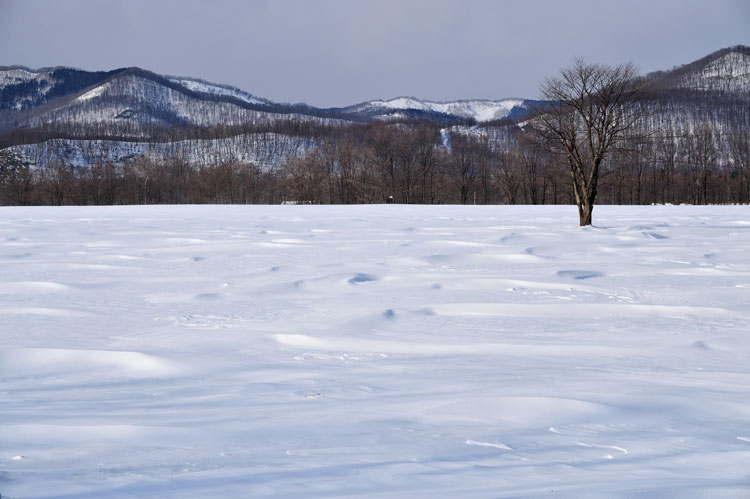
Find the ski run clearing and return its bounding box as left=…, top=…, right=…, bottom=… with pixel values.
left=1, top=204, right=749, bottom=498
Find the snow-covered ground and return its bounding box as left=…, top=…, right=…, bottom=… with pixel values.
left=1, top=204, right=749, bottom=498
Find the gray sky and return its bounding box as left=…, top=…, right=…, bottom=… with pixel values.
left=1, top=0, right=748, bottom=107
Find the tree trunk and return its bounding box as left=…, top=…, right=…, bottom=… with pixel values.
left=579, top=200, right=593, bottom=226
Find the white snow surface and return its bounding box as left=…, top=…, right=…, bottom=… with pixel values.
left=365, top=97, right=526, bottom=122
left=75, top=83, right=108, bottom=101
left=169, top=77, right=270, bottom=105
left=1, top=204, right=749, bottom=498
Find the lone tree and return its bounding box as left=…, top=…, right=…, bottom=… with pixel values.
left=534, top=59, right=647, bottom=225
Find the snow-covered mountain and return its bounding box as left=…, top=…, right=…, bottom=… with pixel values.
left=0, top=66, right=277, bottom=114
left=0, top=66, right=125, bottom=113
left=1, top=45, right=748, bottom=171
left=343, top=97, right=539, bottom=123
left=0, top=65, right=538, bottom=134
left=2, top=44, right=748, bottom=134
left=0, top=66, right=350, bottom=137
left=0, top=67, right=57, bottom=110
left=648, top=45, right=750, bottom=93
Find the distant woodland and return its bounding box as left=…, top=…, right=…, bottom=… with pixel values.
left=2, top=116, right=749, bottom=206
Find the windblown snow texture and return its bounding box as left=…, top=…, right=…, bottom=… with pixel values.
left=1, top=204, right=749, bottom=497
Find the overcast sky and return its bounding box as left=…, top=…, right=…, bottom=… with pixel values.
left=1, top=0, right=747, bottom=107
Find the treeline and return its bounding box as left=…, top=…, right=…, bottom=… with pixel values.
left=2, top=119, right=749, bottom=206
left=0, top=154, right=280, bottom=205
left=275, top=121, right=750, bottom=206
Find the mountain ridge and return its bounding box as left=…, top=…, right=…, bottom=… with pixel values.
left=1, top=45, right=748, bottom=172
left=4, top=44, right=748, bottom=111
left=0, top=64, right=540, bottom=126
left=646, top=45, right=750, bottom=93
left=2, top=44, right=748, bottom=131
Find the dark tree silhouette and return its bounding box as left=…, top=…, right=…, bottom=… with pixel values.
left=534, top=59, right=648, bottom=225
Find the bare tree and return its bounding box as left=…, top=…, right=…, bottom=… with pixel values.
left=496, top=150, right=523, bottom=205
left=534, top=59, right=647, bottom=225
left=656, top=133, right=680, bottom=204
left=729, top=130, right=750, bottom=204
left=685, top=124, right=717, bottom=205
left=446, top=133, right=482, bottom=204
left=282, top=154, right=327, bottom=203
left=0, top=149, right=33, bottom=205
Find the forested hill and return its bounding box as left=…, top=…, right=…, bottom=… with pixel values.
left=646, top=45, right=750, bottom=93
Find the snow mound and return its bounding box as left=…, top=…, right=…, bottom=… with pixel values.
left=0, top=348, right=184, bottom=378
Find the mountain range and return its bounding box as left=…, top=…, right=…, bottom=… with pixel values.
left=0, top=65, right=539, bottom=132
left=0, top=45, right=748, bottom=170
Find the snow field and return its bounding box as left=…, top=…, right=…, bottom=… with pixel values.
left=0, top=204, right=749, bottom=498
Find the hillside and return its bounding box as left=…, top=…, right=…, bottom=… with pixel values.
left=0, top=66, right=351, bottom=136
left=648, top=45, right=750, bottom=93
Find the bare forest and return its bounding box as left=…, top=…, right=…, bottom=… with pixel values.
left=2, top=116, right=749, bottom=207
